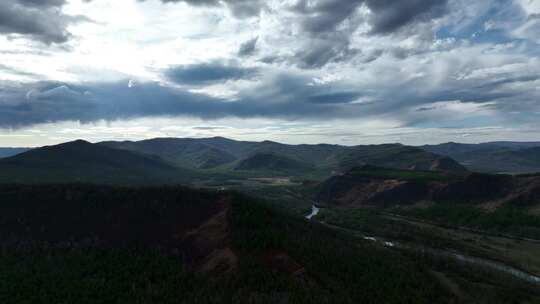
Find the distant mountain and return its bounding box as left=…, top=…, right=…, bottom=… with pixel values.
left=421, top=142, right=540, bottom=173
left=0, top=140, right=189, bottom=184
left=324, top=144, right=467, bottom=173
left=234, top=153, right=313, bottom=174
left=100, top=137, right=466, bottom=177
left=0, top=138, right=467, bottom=185
left=0, top=148, right=31, bottom=158
left=101, top=138, right=237, bottom=169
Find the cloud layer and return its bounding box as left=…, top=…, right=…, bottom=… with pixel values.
left=0, top=0, right=539, bottom=145
left=165, top=62, right=257, bottom=85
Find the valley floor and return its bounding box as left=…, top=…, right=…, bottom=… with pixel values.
left=311, top=204, right=540, bottom=302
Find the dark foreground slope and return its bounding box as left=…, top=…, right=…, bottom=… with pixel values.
left=0, top=140, right=193, bottom=184
left=0, top=184, right=451, bottom=303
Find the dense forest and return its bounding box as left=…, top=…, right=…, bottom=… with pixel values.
left=0, top=184, right=449, bottom=303
left=1, top=184, right=539, bottom=302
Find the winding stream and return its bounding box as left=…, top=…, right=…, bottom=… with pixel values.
left=305, top=205, right=540, bottom=286
left=362, top=236, right=540, bottom=285
left=305, top=205, right=320, bottom=220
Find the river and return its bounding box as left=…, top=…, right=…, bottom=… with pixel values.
left=305, top=205, right=320, bottom=220
left=306, top=206, right=540, bottom=285
left=361, top=233, right=540, bottom=285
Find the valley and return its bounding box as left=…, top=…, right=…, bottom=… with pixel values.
left=1, top=137, right=540, bottom=303
left=2, top=0, right=538, bottom=302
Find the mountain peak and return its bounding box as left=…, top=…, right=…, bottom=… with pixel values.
left=53, top=139, right=93, bottom=149
left=69, top=139, right=91, bottom=145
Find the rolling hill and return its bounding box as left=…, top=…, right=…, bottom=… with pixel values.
left=234, top=153, right=313, bottom=174
left=316, top=165, right=539, bottom=208
left=100, top=137, right=466, bottom=177
left=421, top=142, right=540, bottom=173
left=316, top=165, right=540, bottom=239
left=325, top=144, right=467, bottom=173
left=101, top=138, right=238, bottom=169
left=0, top=137, right=467, bottom=185
left=0, top=140, right=191, bottom=184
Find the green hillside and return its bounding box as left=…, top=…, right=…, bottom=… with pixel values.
left=101, top=138, right=238, bottom=169
left=100, top=137, right=467, bottom=178
left=316, top=165, right=540, bottom=238
left=234, top=153, right=314, bottom=174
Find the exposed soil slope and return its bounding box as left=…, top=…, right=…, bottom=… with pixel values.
left=317, top=166, right=540, bottom=209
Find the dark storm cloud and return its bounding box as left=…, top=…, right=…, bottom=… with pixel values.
left=292, top=0, right=363, bottom=34
left=157, top=0, right=449, bottom=34
left=0, top=64, right=537, bottom=129
left=287, top=0, right=449, bottom=68
left=238, top=37, right=258, bottom=56
left=292, top=0, right=448, bottom=35
left=294, top=38, right=360, bottom=68
left=0, top=0, right=89, bottom=44
left=165, top=62, right=257, bottom=85
left=141, top=0, right=451, bottom=69
left=0, top=75, right=368, bottom=128
left=365, top=0, right=449, bottom=34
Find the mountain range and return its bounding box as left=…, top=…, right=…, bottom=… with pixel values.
left=0, top=137, right=467, bottom=184
left=100, top=137, right=466, bottom=174
left=421, top=141, right=540, bottom=173
left=3, top=137, right=540, bottom=186
left=5, top=139, right=540, bottom=176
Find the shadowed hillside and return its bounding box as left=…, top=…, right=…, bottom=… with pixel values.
left=0, top=140, right=193, bottom=184
left=317, top=165, right=540, bottom=208
left=0, top=184, right=450, bottom=303
left=317, top=165, right=540, bottom=239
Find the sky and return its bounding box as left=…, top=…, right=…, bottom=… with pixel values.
left=0, top=0, right=539, bottom=147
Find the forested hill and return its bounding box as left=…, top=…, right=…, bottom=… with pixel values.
left=0, top=184, right=448, bottom=303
